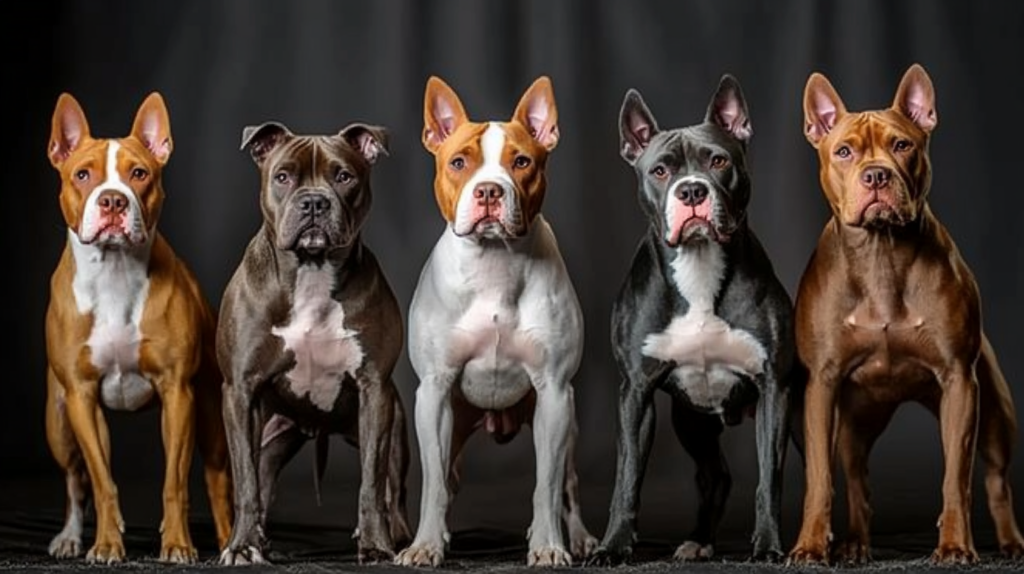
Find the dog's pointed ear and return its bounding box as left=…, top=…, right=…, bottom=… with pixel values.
left=423, top=76, right=468, bottom=153
left=513, top=75, right=560, bottom=150
left=340, top=123, right=389, bottom=164
left=892, top=63, right=937, bottom=134
left=803, top=71, right=847, bottom=147
left=619, top=89, right=659, bottom=165
left=49, top=93, right=91, bottom=168
left=240, top=121, right=293, bottom=165
left=705, top=74, right=752, bottom=143
left=131, top=92, right=173, bottom=165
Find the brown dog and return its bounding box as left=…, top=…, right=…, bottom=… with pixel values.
left=44, top=92, right=233, bottom=563
left=787, top=63, right=1024, bottom=565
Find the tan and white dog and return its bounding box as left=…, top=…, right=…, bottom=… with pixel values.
left=394, top=76, right=596, bottom=568
left=43, top=92, right=233, bottom=564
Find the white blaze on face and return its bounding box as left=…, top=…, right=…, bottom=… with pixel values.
left=272, top=264, right=365, bottom=411
left=453, top=123, right=521, bottom=236
left=78, top=141, right=147, bottom=244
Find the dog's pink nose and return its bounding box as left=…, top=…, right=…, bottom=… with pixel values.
left=861, top=166, right=892, bottom=190
left=473, top=183, right=504, bottom=204
left=97, top=190, right=129, bottom=215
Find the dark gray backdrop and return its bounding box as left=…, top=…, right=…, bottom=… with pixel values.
left=5, top=0, right=1023, bottom=553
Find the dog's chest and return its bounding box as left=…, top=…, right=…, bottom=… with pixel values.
left=642, top=245, right=767, bottom=411
left=272, top=265, right=364, bottom=412
left=72, top=240, right=155, bottom=411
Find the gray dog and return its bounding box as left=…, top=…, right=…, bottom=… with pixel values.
left=216, top=121, right=411, bottom=565
left=589, top=75, right=800, bottom=564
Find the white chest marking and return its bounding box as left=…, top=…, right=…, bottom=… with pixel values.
left=642, top=243, right=767, bottom=411
left=272, top=264, right=364, bottom=411
left=70, top=228, right=155, bottom=411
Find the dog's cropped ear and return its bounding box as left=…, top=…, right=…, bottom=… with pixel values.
left=892, top=63, right=937, bottom=134
left=423, top=76, right=469, bottom=153
left=240, top=121, right=293, bottom=165
left=513, top=75, right=560, bottom=150
left=803, top=71, right=847, bottom=147
left=705, top=74, right=752, bottom=144
left=131, top=92, right=173, bottom=165
left=340, top=123, right=389, bottom=165
left=48, top=93, right=91, bottom=168
left=619, top=89, right=659, bottom=165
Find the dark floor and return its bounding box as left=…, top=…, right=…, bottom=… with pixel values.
left=2, top=475, right=1021, bottom=574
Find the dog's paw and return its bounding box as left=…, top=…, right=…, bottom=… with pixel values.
left=359, top=545, right=395, bottom=565
left=750, top=537, right=784, bottom=562
left=48, top=530, right=82, bottom=559
left=786, top=541, right=830, bottom=566
left=585, top=545, right=631, bottom=567
left=395, top=543, right=444, bottom=567
left=836, top=539, right=871, bottom=565
left=528, top=545, right=572, bottom=567
left=570, top=532, right=599, bottom=560
left=159, top=541, right=197, bottom=564
left=931, top=543, right=978, bottom=565
left=86, top=539, right=126, bottom=564
left=219, top=545, right=268, bottom=566
left=673, top=541, right=714, bottom=561
left=999, top=536, right=1024, bottom=560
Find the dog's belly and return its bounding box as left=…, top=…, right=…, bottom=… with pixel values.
left=89, top=321, right=155, bottom=411
left=447, top=304, right=540, bottom=411
left=643, top=312, right=766, bottom=411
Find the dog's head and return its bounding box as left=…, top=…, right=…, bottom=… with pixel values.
left=240, top=121, right=388, bottom=259
left=421, top=75, right=559, bottom=241
left=48, top=92, right=173, bottom=249
left=803, top=63, right=937, bottom=229
left=619, top=75, right=753, bottom=248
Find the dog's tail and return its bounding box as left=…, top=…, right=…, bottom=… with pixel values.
left=313, top=431, right=329, bottom=506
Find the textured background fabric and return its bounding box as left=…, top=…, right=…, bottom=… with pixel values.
left=5, top=0, right=1024, bottom=570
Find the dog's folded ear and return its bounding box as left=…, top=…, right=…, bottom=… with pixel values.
left=803, top=72, right=847, bottom=147
left=892, top=63, right=938, bottom=134
left=48, top=93, right=91, bottom=168
left=705, top=74, right=752, bottom=144
left=619, top=89, right=659, bottom=165
left=240, top=121, right=293, bottom=165
left=340, top=123, right=390, bottom=165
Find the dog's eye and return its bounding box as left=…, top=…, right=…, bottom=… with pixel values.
left=274, top=171, right=290, bottom=184
left=894, top=139, right=913, bottom=153
left=650, top=165, right=668, bottom=179
left=450, top=157, right=466, bottom=171
left=835, top=146, right=852, bottom=159
left=513, top=155, right=531, bottom=169
left=74, top=169, right=89, bottom=181
left=710, top=155, right=730, bottom=170
left=335, top=169, right=353, bottom=184
left=130, top=167, right=148, bottom=181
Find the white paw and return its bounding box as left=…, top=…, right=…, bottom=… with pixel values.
left=674, top=540, right=714, bottom=561
left=528, top=545, right=572, bottom=567
left=395, top=542, right=445, bottom=567
left=48, top=531, right=82, bottom=559
left=219, top=545, right=267, bottom=565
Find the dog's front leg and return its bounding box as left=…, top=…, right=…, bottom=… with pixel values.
left=156, top=380, right=197, bottom=563
left=219, top=381, right=267, bottom=565
left=528, top=381, right=572, bottom=566
left=64, top=386, right=125, bottom=564
left=355, top=368, right=397, bottom=563
left=788, top=368, right=840, bottom=565
left=588, top=376, right=656, bottom=566
left=932, top=364, right=980, bottom=564
left=395, top=375, right=454, bottom=567
left=751, top=368, right=790, bottom=561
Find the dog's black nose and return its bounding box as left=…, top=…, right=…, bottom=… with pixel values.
left=675, top=181, right=709, bottom=206
left=297, top=193, right=331, bottom=217
left=861, top=166, right=892, bottom=189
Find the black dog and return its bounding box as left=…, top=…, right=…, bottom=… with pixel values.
left=589, top=75, right=798, bottom=564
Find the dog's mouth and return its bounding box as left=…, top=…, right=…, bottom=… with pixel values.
left=295, top=227, right=330, bottom=253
